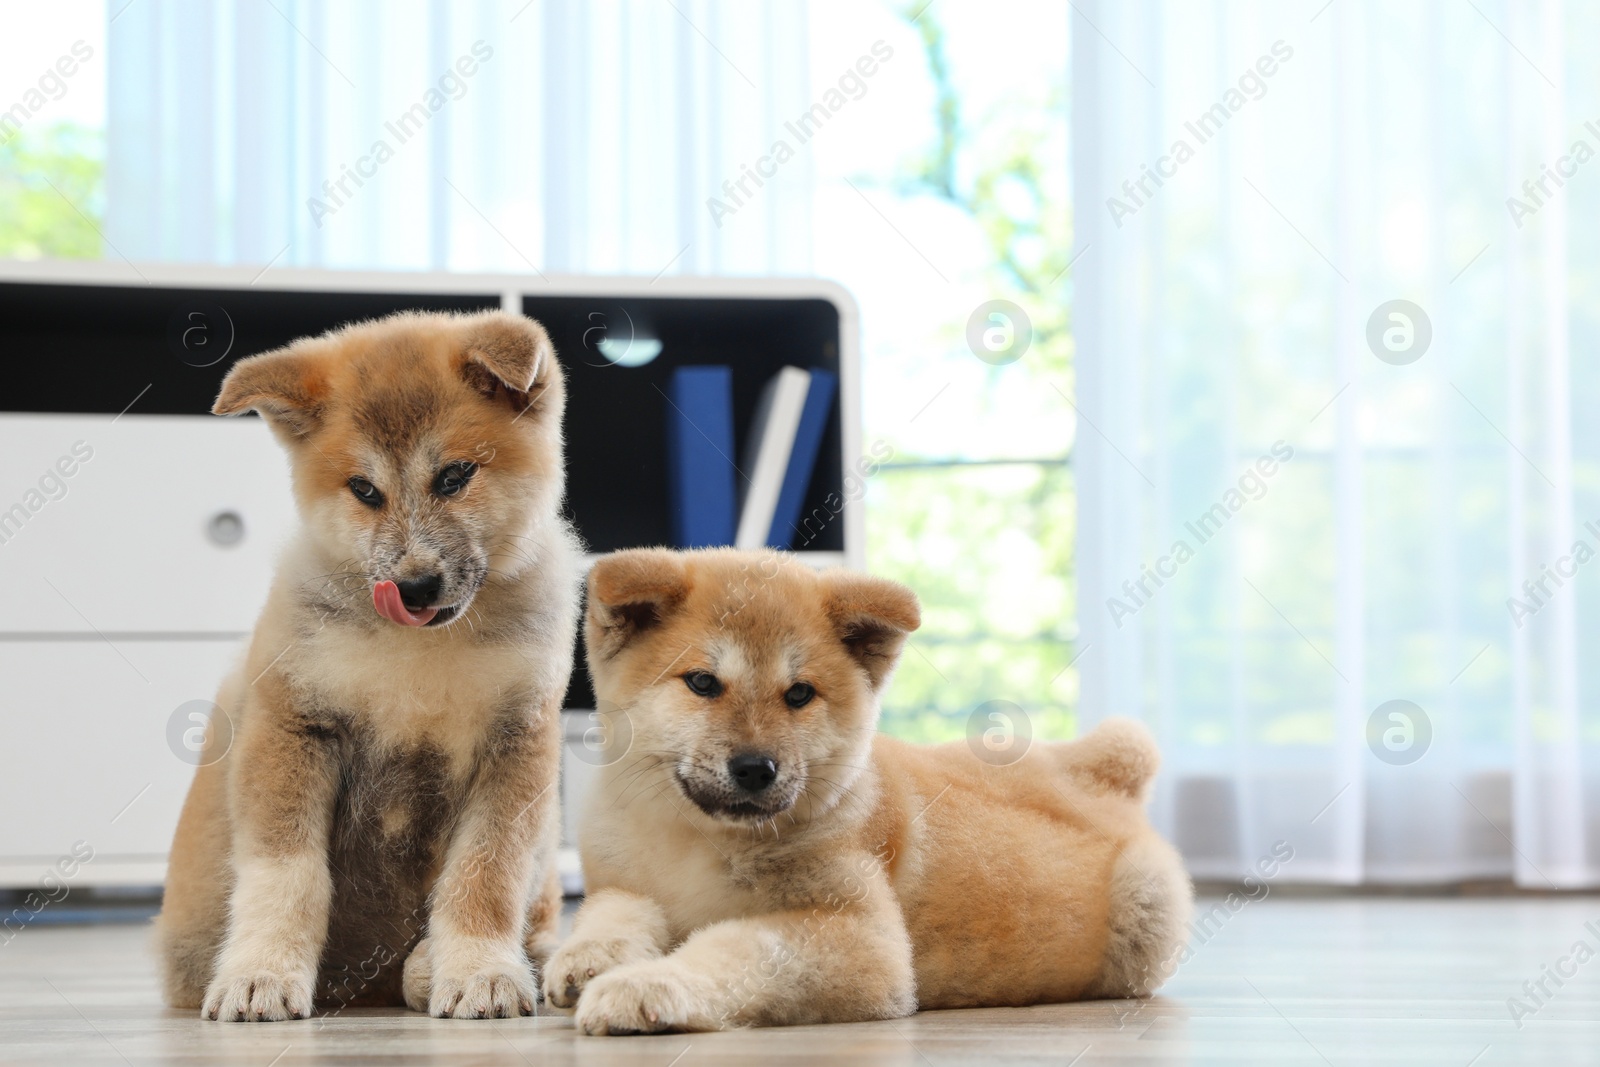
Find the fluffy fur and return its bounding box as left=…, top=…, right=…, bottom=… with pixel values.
left=156, top=309, right=581, bottom=1021
left=549, top=548, right=1192, bottom=1033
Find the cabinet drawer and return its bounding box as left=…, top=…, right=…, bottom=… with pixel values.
left=0, top=414, right=295, bottom=634
left=0, top=639, right=243, bottom=881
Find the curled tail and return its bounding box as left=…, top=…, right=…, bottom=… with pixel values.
left=1059, top=718, right=1192, bottom=998
left=1060, top=717, right=1161, bottom=801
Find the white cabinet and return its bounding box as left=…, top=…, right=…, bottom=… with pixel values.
left=0, top=412, right=290, bottom=887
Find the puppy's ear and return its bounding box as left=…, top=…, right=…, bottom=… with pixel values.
left=212, top=344, right=327, bottom=438
left=586, top=549, right=691, bottom=660
left=460, top=311, right=556, bottom=414
left=822, top=572, right=921, bottom=688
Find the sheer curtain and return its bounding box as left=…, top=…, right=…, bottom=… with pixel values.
left=1073, top=0, right=1600, bottom=886
left=103, top=0, right=812, bottom=275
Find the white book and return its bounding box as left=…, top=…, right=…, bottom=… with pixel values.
left=735, top=366, right=812, bottom=549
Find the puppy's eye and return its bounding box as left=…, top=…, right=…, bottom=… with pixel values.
left=435, top=462, right=478, bottom=498
left=784, top=682, right=816, bottom=709
left=683, top=671, right=723, bottom=698
left=348, top=477, right=383, bottom=508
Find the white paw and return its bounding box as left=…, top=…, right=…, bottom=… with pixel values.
left=201, top=972, right=313, bottom=1022
left=430, top=968, right=537, bottom=1019
left=543, top=938, right=638, bottom=1008
left=422, top=941, right=537, bottom=1019
left=575, top=963, right=708, bottom=1036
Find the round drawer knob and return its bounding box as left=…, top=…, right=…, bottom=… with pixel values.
left=207, top=510, right=245, bottom=547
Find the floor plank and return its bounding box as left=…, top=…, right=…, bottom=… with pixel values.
left=2, top=896, right=1598, bottom=1064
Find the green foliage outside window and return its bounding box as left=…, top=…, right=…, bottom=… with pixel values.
left=868, top=7, right=1077, bottom=744
left=0, top=122, right=103, bottom=259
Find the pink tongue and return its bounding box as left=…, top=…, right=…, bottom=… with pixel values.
left=373, top=580, right=439, bottom=627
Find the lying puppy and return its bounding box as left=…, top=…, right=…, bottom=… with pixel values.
left=157, top=309, right=581, bottom=1021
left=548, top=548, right=1192, bottom=1033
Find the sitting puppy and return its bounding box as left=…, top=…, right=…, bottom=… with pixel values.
left=157, top=309, right=581, bottom=1021
left=548, top=548, right=1192, bottom=1034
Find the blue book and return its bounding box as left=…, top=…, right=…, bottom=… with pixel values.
left=767, top=369, right=837, bottom=549
left=664, top=366, right=738, bottom=547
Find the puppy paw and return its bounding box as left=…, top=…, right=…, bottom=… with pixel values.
left=543, top=937, right=641, bottom=1008
left=201, top=972, right=313, bottom=1022
left=430, top=969, right=537, bottom=1019
left=401, top=937, right=433, bottom=1014
left=575, top=963, right=710, bottom=1036
left=422, top=940, right=537, bottom=1019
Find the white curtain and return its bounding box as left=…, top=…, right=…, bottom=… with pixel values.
left=1074, top=0, right=1600, bottom=886
left=104, top=0, right=813, bottom=275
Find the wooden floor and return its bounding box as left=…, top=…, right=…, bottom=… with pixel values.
left=2, top=895, right=1596, bottom=1065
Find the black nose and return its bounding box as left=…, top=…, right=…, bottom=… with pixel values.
left=728, top=754, right=778, bottom=793
left=395, top=574, right=443, bottom=608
